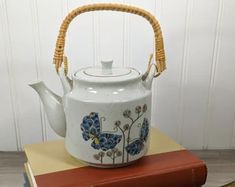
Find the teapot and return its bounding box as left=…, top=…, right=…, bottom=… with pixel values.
left=30, top=3, right=166, bottom=168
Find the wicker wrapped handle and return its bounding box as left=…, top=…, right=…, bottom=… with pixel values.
left=53, top=3, right=166, bottom=75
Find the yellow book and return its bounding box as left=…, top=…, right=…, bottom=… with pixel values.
left=24, top=127, right=206, bottom=187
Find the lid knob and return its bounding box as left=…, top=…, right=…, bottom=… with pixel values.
left=101, top=60, right=113, bottom=75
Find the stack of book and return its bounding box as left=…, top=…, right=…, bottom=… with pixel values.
left=24, top=127, right=207, bottom=187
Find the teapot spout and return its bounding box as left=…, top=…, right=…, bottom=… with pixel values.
left=29, top=81, right=66, bottom=137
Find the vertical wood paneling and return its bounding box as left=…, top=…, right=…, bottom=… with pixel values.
left=155, top=0, right=163, bottom=18
left=203, top=0, right=223, bottom=149
left=88, top=0, right=125, bottom=68
left=122, top=0, right=130, bottom=67
left=154, top=0, right=188, bottom=140
left=0, top=0, right=18, bottom=150
left=125, top=0, right=155, bottom=73
left=181, top=0, right=220, bottom=149
left=207, top=0, right=235, bottom=149
left=29, top=0, right=46, bottom=142
left=92, top=2, right=100, bottom=66
left=4, top=0, right=43, bottom=150
left=0, top=1, right=235, bottom=150
left=36, top=0, right=66, bottom=140
left=97, top=0, right=124, bottom=67
left=177, top=0, right=193, bottom=144
left=67, top=0, right=94, bottom=69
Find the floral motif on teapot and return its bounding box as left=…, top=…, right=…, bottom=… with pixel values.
left=80, top=104, right=149, bottom=164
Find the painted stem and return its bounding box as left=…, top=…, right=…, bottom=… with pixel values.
left=126, top=112, right=144, bottom=162
left=117, top=126, right=125, bottom=163
left=112, top=155, right=115, bottom=164
left=100, top=155, right=103, bottom=164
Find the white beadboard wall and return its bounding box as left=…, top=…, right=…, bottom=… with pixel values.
left=0, top=0, right=235, bottom=151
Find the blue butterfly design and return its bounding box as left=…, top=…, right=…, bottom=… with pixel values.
left=125, top=118, right=149, bottom=155
left=80, top=112, right=122, bottom=151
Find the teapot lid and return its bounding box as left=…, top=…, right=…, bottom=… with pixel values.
left=73, top=60, right=141, bottom=83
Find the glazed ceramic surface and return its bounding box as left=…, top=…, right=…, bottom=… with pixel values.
left=29, top=3, right=166, bottom=168
left=30, top=61, right=155, bottom=167
left=65, top=64, right=152, bottom=165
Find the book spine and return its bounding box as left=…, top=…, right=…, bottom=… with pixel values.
left=93, top=162, right=207, bottom=187
left=24, top=163, right=38, bottom=187
left=23, top=173, right=31, bottom=187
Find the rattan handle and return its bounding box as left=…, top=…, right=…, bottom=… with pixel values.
left=53, top=3, right=166, bottom=75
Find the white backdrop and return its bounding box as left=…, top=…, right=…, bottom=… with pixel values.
left=0, top=0, right=235, bottom=151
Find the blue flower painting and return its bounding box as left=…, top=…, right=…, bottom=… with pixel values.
left=81, top=112, right=122, bottom=151
left=125, top=118, right=149, bottom=155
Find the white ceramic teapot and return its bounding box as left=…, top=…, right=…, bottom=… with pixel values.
left=30, top=3, right=166, bottom=168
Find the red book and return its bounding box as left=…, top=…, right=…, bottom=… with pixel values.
left=24, top=128, right=207, bottom=187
